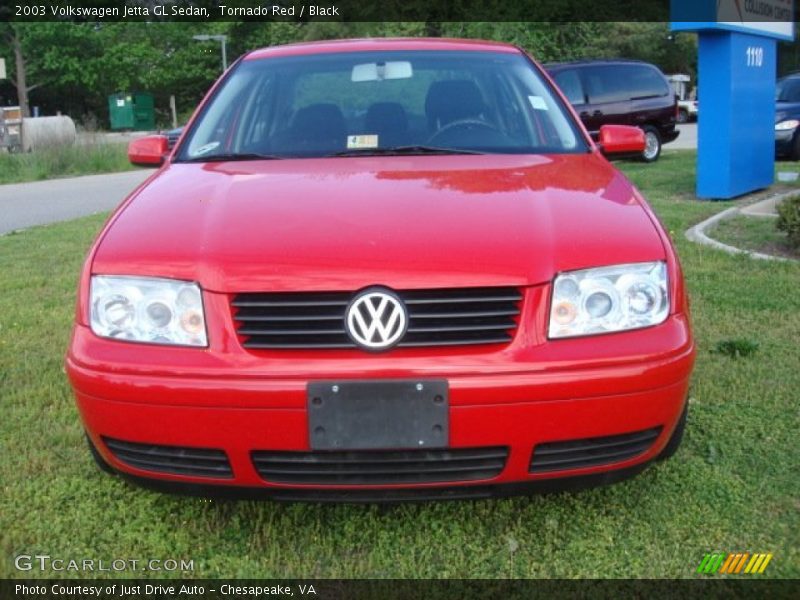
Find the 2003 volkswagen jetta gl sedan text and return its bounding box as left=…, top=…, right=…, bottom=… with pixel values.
left=67, top=38, right=695, bottom=501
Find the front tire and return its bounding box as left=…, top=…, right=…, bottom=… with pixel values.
left=790, top=131, right=800, bottom=161
left=657, top=405, right=687, bottom=461
left=640, top=126, right=662, bottom=163
left=677, top=109, right=689, bottom=124
left=86, top=434, right=116, bottom=475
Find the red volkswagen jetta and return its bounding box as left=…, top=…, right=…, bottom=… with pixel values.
left=67, top=39, right=694, bottom=501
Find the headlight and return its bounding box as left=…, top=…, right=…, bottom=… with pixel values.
left=90, top=276, right=207, bottom=346
left=549, top=262, right=669, bottom=339
left=775, top=119, right=800, bottom=131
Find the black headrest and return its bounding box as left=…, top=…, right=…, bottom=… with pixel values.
left=425, top=80, right=486, bottom=128
left=291, top=103, right=346, bottom=140
left=365, top=102, right=409, bottom=133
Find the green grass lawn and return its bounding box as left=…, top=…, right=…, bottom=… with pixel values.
left=0, top=151, right=798, bottom=579
left=711, top=215, right=799, bottom=261
left=0, top=141, right=137, bottom=185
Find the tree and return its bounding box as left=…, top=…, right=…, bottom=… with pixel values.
left=0, top=24, right=42, bottom=117
left=0, top=23, right=101, bottom=118
left=0, top=22, right=229, bottom=126
left=0, top=21, right=698, bottom=127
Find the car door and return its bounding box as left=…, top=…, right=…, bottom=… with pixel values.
left=621, top=64, right=673, bottom=130
left=580, top=65, right=632, bottom=137
left=551, top=68, right=587, bottom=108
left=550, top=68, right=593, bottom=132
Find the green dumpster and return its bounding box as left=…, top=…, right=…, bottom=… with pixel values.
left=108, top=92, right=155, bottom=131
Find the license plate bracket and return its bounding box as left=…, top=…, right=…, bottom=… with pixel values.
left=307, top=380, right=449, bottom=451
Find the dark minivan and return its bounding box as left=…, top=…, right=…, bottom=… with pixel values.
left=775, top=73, right=800, bottom=160
left=545, top=59, right=679, bottom=162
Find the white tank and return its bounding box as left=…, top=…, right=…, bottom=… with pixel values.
left=21, top=116, right=77, bottom=152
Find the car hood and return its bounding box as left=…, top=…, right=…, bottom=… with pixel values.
left=776, top=101, right=800, bottom=123
left=93, top=154, right=665, bottom=292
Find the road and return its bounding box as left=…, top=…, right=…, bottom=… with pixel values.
left=0, top=170, right=151, bottom=236
left=77, top=130, right=152, bottom=146
left=670, top=123, right=697, bottom=150
left=0, top=125, right=698, bottom=236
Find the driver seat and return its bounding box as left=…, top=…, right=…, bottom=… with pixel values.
left=425, top=80, right=487, bottom=132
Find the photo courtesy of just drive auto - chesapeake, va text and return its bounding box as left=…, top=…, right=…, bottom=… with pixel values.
left=0, top=0, right=798, bottom=598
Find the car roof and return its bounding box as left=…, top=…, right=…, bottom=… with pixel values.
left=543, top=58, right=653, bottom=69
left=245, top=38, right=521, bottom=60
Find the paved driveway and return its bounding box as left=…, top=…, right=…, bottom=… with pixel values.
left=0, top=126, right=698, bottom=237
left=669, top=123, right=697, bottom=150
left=0, top=170, right=152, bottom=235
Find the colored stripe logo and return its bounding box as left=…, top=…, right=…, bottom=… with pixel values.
left=697, top=553, right=773, bottom=574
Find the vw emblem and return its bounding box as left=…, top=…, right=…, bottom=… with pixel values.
left=346, top=288, right=408, bottom=350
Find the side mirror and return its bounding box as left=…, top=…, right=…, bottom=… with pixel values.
left=128, top=135, right=168, bottom=167
left=598, top=125, right=646, bottom=156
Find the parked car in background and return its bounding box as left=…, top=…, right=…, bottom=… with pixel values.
left=163, top=126, right=184, bottom=150
left=546, top=59, right=680, bottom=162
left=68, top=38, right=694, bottom=501
left=668, top=74, right=699, bottom=123
left=775, top=73, right=800, bottom=160
left=0, top=106, right=23, bottom=153
left=677, top=99, right=698, bottom=123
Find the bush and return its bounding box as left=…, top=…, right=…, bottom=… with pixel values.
left=0, top=141, right=135, bottom=184
left=713, top=338, right=759, bottom=359
left=776, top=194, right=800, bottom=249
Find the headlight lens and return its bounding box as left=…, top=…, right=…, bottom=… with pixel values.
left=90, top=276, right=207, bottom=346
left=775, top=119, right=800, bottom=131
left=548, top=262, right=669, bottom=339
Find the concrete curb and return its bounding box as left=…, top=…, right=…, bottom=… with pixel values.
left=685, top=190, right=797, bottom=263
left=740, top=193, right=783, bottom=218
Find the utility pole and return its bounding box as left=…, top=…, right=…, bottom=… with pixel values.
left=192, top=34, right=228, bottom=72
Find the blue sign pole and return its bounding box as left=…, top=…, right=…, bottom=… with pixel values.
left=696, top=31, right=776, bottom=198
left=671, top=0, right=794, bottom=200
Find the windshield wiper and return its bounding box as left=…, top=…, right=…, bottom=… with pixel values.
left=328, top=145, right=485, bottom=157
left=179, top=152, right=284, bottom=163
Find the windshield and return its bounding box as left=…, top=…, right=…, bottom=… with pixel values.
left=777, top=78, right=800, bottom=102
left=177, top=50, right=587, bottom=161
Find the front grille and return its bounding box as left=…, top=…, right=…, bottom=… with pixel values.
left=232, top=287, right=522, bottom=349
left=529, top=427, right=662, bottom=473
left=252, top=447, right=508, bottom=485
left=166, top=130, right=181, bottom=149
left=103, top=438, right=233, bottom=479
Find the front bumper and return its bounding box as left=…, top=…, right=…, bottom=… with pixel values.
left=661, top=128, right=680, bottom=145
left=67, top=310, right=694, bottom=499
left=775, top=128, right=797, bottom=157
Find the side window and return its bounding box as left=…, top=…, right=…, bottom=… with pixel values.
left=584, top=66, right=627, bottom=104
left=785, top=80, right=800, bottom=102
left=293, top=72, right=346, bottom=110
left=238, top=75, right=277, bottom=150
left=185, top=71, right=257, bottom=157
left=626, top=65, right=670, bottom=99
left=488, top=71, right=532, bottom=144
left=553, top=70, right=585, bottom=105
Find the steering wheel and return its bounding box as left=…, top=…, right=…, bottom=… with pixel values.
left=427, top=118, right=501, bottom=145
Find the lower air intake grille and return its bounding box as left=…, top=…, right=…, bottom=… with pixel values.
left=232, top=287, right=522, bottom=350
left=165, top=129, right=181, bottom=149
left=529, top=427, right=662, bottom=473
left=252, top=447, right=508, bottom=485
left=103, top=438, right=233, bottom=479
